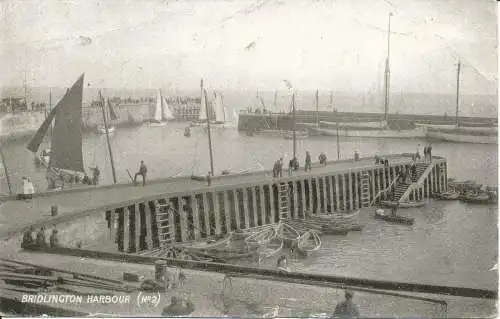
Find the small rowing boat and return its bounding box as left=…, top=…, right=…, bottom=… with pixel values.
left=381, top=200, right=426, bottom=208
left=374, top=209, right=414, bottom=225
left=460, top=192, right=497, bottom=205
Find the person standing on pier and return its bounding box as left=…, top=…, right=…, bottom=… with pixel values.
left=305, top=151, right=312, bottom=171
left=427, top=143, right=432, bottom=162
left=288, top=159, right=294, bottom=176
left=21, top=226, right=35, bottom=249
left=49, top=227, right=59, bottom=248
left=354, top=151, right=360, bottom=162
left=90, top=165, right=100, bottom=185
left=278, top=158, right=284, bottom=177
left=134, top=160, right=148, bottom=186
left=423, top=145, right=429, bottom=163
left=333, top=290, right=360, bottom=318
left=36, top=227, right=47, bottom=248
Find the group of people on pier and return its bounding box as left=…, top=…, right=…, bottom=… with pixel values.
left=21, top=225, right=59, bottom=249
left=272, top=150, right=324, bottom=178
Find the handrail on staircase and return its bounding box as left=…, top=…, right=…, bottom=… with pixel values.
left=398, top=160, right=436, bottom=202
left=370, top=175, right=400, bottom=206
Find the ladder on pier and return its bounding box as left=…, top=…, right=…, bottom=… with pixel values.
left=278, top=182, right=290, bottom=221
left=360, top=173, right=371, bottom=207
left=155, top=201, right=174, bottom=247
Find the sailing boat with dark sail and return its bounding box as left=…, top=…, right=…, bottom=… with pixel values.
left=96, top=100, right=118, bottom=134
left=27, top=74, right=86, bottom=188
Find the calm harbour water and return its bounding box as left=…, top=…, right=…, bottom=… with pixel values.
left=1, top=123, right=498, bottom=316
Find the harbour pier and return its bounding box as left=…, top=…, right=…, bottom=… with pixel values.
left=1, top=154, right=448, bottom=253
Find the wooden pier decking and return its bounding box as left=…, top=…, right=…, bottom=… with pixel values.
left=0, top=154, right=449, bottom=255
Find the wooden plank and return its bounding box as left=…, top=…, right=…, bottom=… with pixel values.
left=191, top=195, right=201, bottom=240
left=328, top=176, right=334, bottom=213
left=269, top=184, right=276, bottom=224
left=213, top=191, right=221, bottom=235
left=307, top=178, right=313, bottom=213
left=135, top=203, right=141, bottom=251
left=334, top=175, right=340, bottom=212
left=178, top=196, right=188, bottom=242
left=242, top=188, right=250, bottom=229
left=354, top=172, right=359, bottom=209
left=300, top=180, right=306, bottom=219
left=292, top=181, right=298, bottom=219
left=202, top=193, right=211, bottom=237
left=251, top=187, right=258, bottom=227
left=341, top=174, right=347, bottom=212
left=223, top=191, right=232, bottom=232
left=321, top=177, right=328, bottom=213
left=259, top=185, right=266, bottom=225
left=233, top=189, right=241, bottom=230
left=315, top=177, right=321, bottom=214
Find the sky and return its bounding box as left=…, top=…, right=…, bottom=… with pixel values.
left=0, top=0, right=497, bottom=94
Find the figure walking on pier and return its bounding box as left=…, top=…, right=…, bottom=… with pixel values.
left=134, top=160, right=148, bottom=186
left=305, top=151, right=312, bottom=171
left=90, top=166, right=100, bottom=185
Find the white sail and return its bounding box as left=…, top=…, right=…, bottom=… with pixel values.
left=232, top=109, right=238, bottom=125
left=154, top=90, right=162, bottom=122
left=214, top=93, right=225, bottom=123
left=162, top=96, right=175, bottom=120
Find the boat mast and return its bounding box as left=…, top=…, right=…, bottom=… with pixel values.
left=315, top=89, right=319, bottom=127
left=0, top=146, right=13, bottom=195
left=292, top=92, right=297, bottom=159
left=455, top=59, right=461, bottom=127
left=383, top=12, right=393, bottom=126
left=204, top=89, right=215, bottom=176
left=99, top=90, right=117, bottom=184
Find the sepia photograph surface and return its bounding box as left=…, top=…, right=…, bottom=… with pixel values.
left=0, top=0, right=497, bottom=317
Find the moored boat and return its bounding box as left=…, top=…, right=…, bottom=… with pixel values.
left=437, top=190, right=460, bottom=200
left=381, top=200, right=426, bottom=208
left=284, top=130, right=309, bottom=140
left=374, top=209, right=414, bottom=225
left=460, top=192, right=497, bottom=205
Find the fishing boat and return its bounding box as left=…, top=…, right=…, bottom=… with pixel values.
left=438, top=190, right=460, bottom=200
left=460, top=192, right=497, bottom=205
left=374, top=208, right=414, bottom=225
left=27, top=75, right=87, bottom=188
left=96, top=100, right=118, bottom=134
left=149, top=89, right=174, bottom=126
left=313, top=122, right=427, bottom=139
left=381, top=200, right=426, bottom=208
left=191, top=79, right=208, bottom=127
left=424, top=60, right=498, bottom=145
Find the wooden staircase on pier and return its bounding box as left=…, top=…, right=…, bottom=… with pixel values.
left=155, top=201, right=174, bottom=247
left=395, top=162, right=430, bottom=202
left=278, top=182, right=290, bottom=221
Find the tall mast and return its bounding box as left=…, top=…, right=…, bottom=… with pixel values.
left=204, top=90, right=215, bottom=176
left=315, top=89, right=320, bottom=127
left=329, top=91, right=333, bottom=111
left=0, top=146, right=13, bottom=195
left=292, top=92, right=297, bottom=159
left=455, top=60, right=461, bottom=127
left=383, top=12, right=393, bottom=125
left=99, top=90, right=117, bottom=184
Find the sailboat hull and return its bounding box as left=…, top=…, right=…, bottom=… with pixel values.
left=312, top=126, right=426, bottom=139
left=425, top=126, right=498, bottom=144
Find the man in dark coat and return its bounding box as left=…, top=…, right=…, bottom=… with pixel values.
left=161, top=296, right=194, bottom=317
left=305, top=151, right=312, bottom=171
left=333, top=290, right=360, bottom=318
left=134, top=160, right=148, bottom=186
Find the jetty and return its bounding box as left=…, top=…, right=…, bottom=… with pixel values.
left=1, top=154, right=448, bottom=254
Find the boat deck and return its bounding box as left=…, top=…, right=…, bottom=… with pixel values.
left=0, top=155, right=414, bottom=238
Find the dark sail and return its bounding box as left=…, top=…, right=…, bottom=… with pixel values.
left=108, top=100, right=118, bottom=121
left=26, top=105, right=57, bottom=153
left=49, top=74, right=85, bottom=173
